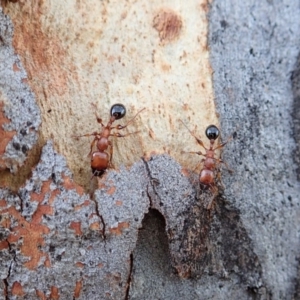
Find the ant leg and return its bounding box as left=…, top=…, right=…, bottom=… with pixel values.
left=90, top=171, right=96, bottom=181
left=214, top=136, right=233, bottom=150
left=181, top=150, right=205, bottom=156
left=114, top=108, right=146, bottom=130
left=72, top=132, right=99, bottom=156
left=72, top=132, right=100, bottom=139
left=207, top=185, right=218, bottom=210
left=91, top=103, right=105, bottom=126
left=215, top=158, right=233, bottom=173
left=215, top=170, right=225, bottom=189
left=192, top=158, right=205, bottom=173
left=110, top=131, right=140, bottom=138
left=179, top=120, right=208, bottom=150
left=88, top=138, right=97, bottom=157
left=108, top=141, right=115, bottom=168
left=181, top=149, right=205, bottom=173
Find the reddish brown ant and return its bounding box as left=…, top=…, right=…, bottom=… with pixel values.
left=181, top=121, right=232, bottom=209
left=75, top=104, right=145, bottom=178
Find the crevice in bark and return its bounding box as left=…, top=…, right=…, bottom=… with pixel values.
left=3, top=278, right=8, bottom=300
left=172, top=189, right=263, bottom=285
left=145, top=184, right=153, bottom=207
left=129, top=209, right=179, bottom=298
left=124, top=253, right=133, bottom=300
left=90, top=190, right=106, bottom=240
left=291, top=51, right=300, bottom=181
left=142, top=157, right=161, bottom=206
left=247, top=285, right=271, bottom=300
left=93, top=198, right=106, bottom=240
left=3, top=239, right=15, bottom=300
left=293, top=256, right=300, bottom=300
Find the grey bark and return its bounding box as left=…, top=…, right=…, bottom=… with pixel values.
left=0, top=8, right=40, bottom=172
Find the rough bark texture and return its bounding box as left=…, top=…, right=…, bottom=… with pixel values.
left=209, top=1, right=300, bottom=299
left=1, top=0, right=300, bottom=300
left=0, top=9, right=40, bottom=173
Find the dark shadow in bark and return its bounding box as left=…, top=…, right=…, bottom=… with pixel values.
left=176, top=188, right=262, bottom=287
left=291, top=52, right=300, bottom=180
left=291, top=51, right=300, bottom=299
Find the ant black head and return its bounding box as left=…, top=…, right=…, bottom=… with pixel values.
left=205, top=125, right=219, bottom=140
left=110, top=104, right=126, bottom=120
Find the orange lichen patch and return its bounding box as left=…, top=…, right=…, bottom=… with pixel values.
left=109, top=222, right=129, bottom=236
left=0, top=199, right=6, bottom=207
left=48, top=189, right=61, bottom=205
left=74, top=199, right=90, bottom=211
left=181, top=168, right=190, bottom=177
left=75, top=262, right=85, bottom=268
left=75, top=261, right=85, bottom=268
left=13, top=62, right=21, bottom=72
left=62, top=175, right=84, bottom=196
left=153, top=9, right=182, bottom=43
left=73, top=280, right=83, bottom=298
left=50, top=286, right=59, bottom=300
left=0, top=101, right=16, bottom=169
left=0, top=202, right=51, bottom=270
left=36, top=289, right=47, bottom=300
left=0, top=240, right=9, bottom=250
left=30, top=180, right=52, bottom=203
left=0, top=215, right=11, bottom=229
left=44, top=254, right=51, bottom=268
left=11, top=281, right=24, bottom=296
left=107, top=186, right=116, bottom=195
left=115, top=200, right=123, bottom=206
left=31, top=205, right=53, bottom=224
left=17, top=223, right=50, bottom=270
left=70, top=221, right=82, bottom=236
left=89, top=222, right=100, bottom=231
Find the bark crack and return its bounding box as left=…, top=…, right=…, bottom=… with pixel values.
left=142, top=158, right=161, bottom=207
left=3, top=240, right=15, bottom=300
left=93, top=198, right=106, bottom=240
left=124, top=253, right=133, bottom=300
left=145, top=184, right=153, bottom=207
left=3, top=278, right=8, bottom=300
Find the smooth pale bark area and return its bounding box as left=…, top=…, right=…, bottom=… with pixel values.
left=1, top=0, right=216, bottom=191
left=1, top=1, right=300, bottom=300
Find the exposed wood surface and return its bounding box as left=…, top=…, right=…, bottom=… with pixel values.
left=1, top=0, right=216, bottom=191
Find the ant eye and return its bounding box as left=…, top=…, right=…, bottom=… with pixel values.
left=205, top=125, right=219, bottom=140
left=110, top=104, right=126, bottom=119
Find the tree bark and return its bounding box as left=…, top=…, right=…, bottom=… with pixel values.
left=1, top=1, right=300, bottom=299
